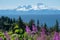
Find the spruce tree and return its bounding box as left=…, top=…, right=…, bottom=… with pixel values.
left=44, top=23, right=48, bottom=35
left=18, top=16, right=25, bottom=34
left=29, top=19, right=35, bottom=31
left=55, top=20, right=59, bottom=32
left=37, top=20, right=40, bottom=31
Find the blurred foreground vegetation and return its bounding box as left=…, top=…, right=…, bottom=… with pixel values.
left=0, top=16, right=60, bottom=40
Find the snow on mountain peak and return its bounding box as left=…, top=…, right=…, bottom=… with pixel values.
left=16, top=3, right=48, bottom=11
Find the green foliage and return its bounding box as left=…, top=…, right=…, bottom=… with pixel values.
left=0, top=32, right=4, bottom=40
left=8, top=31, right=13, bottom=35
left=0, top=16, right=60, bottom=40
left=24, top=32, right=28, bottom=38
left=14, top=29, right=20, bottom=34
left=14, top=24, right=19, bottom=29
left=11, top=34, right=19, bottom=40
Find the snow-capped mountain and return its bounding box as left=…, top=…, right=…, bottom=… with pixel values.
left=16, top=3, right=48, bottom=11
left=0, top=3, right=60, bottom=16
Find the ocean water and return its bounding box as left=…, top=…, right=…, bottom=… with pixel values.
left=0, top=14, right=60, bottom=27
left=20, top=14, right=60, bottom=27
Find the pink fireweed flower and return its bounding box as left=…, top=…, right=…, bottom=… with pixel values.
left=37, top=36, right=40, bottom=40
left=4, top=31, right=10, bottom=40
left=26, top=26, right=31, bottom=34
left=32, top=25, right=38, bottom=33
left=41, top=27, right=46, bottom=36
left=53, top=32, right=60, bottom=40
left=0, top=37, right=3, bottom=40
left=40, top=27, right=46, bottom=40
left=41, top=27, right=46, bottom=34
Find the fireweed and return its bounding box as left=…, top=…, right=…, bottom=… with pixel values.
left=31, top=25, right=38, bottom=39
left=1, top=25, right=60, bottom=40
left=25, top=25, right=31, bottom=34
left=32, top=25, right=38, bottom=33
left=4, top=31, right=11, bottom=40
left=37, top=27, right=46, bottom=40
left=37, top=36, right=40, bottom=40
left=0, top=37, right=3, bottom=40
left=53, top=32, right=60, bottom=40
left=40, top=27, right=46, bottom=40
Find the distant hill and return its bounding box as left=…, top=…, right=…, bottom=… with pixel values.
left=0, top=9, right=60, bottom=16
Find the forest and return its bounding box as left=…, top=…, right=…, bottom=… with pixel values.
left=0, top=16, right=60, bottom=40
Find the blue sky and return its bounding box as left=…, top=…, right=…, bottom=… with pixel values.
left=0, top=0, right=60, bottom=10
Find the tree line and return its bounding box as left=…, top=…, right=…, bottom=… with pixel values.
left=0, top=16, right=60, bottom=34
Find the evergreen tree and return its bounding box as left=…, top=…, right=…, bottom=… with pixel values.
left=29, top=19, right=35, bottom=30
left=18, top=16, right=25, bottom=28
left=10, top=18, right=13, bottom=24
left=0, top=16, right=5, bottom=31
left=55, top=20, right=59, bottom=32
left=18, top=16, right=25, bottom=34
left=13, top=18, right=16, bottom=23
left=44, top=23, right=48, bottom=35
left=37, top=20, right=40, bottom=31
